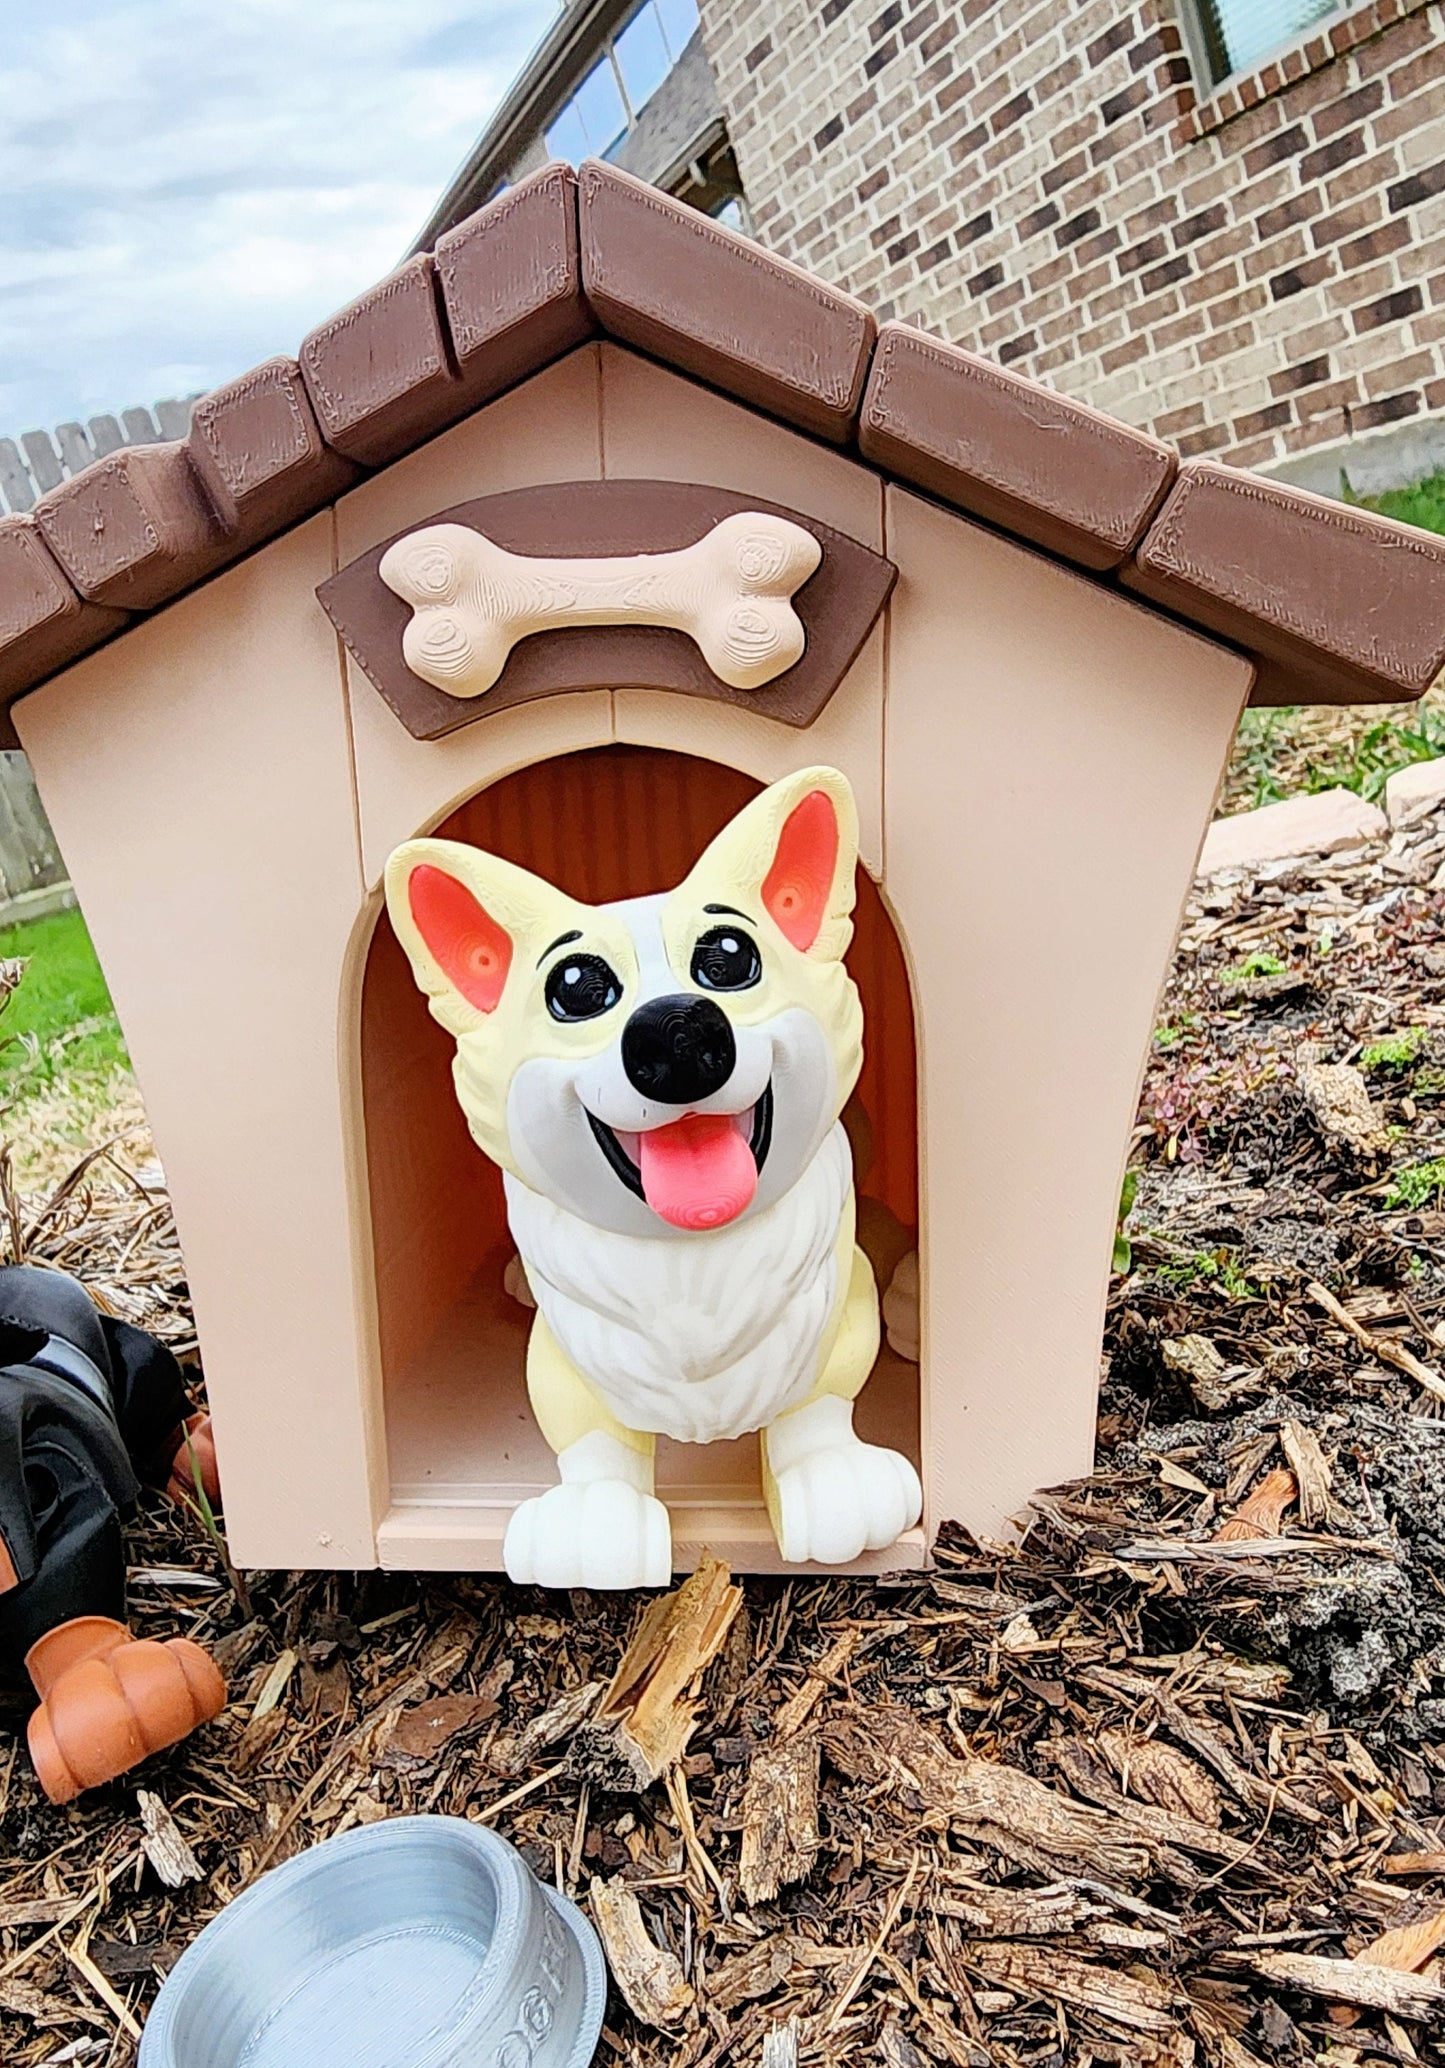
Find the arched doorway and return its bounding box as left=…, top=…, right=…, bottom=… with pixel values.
left=359, top=744, right=920, bottom=1557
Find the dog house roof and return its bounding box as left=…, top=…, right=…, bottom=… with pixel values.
left=1, top=158, right=1443, bottom=722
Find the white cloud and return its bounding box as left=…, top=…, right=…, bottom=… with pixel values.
left=0, top=0, right=549, bottom=437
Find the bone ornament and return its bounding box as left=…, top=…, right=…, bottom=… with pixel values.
left=377, top=511, right=823, bottom=699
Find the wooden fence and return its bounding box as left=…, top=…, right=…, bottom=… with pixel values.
left=0, top=397, right=201, bottom=924
left=0, top=395, right=197, bottom=516
left=0, top=757, right=69, bottom=927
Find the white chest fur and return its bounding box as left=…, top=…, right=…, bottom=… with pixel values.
left=504, top=1124, right=852, bottom=1445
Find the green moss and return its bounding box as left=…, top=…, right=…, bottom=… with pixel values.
left=1386, top=1159, right=1445, bottom=1212
left=0, top=906, right=127, bottom=1089
left=1360, top=1028, right=1429, bottom=1073
left=1156, top=1247, right=1262, bottom=1300
left=1220, top=951, right=1286, bottom=984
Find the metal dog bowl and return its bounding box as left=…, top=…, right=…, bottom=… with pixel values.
left=138, top=1816, right=606, bottom=2068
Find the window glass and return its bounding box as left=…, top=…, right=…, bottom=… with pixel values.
left=654, top=0, right=700, bottom=62
left=543, top=100, right=590, bottom=165
left=572, top=54, right=628, bottom=153
left=1193, top=0, right=1343, bottom=84
left=614, top=3, right=671, bottom=114
left=712, top=197, right=745, bottom=232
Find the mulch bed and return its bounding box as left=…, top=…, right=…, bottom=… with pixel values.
left=1, top=805, right=1444, bottom=2067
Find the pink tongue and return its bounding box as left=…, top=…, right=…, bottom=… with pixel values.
left=638, top=1113, right=757, bottom=1230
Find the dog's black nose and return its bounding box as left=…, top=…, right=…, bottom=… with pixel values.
left=622, top=994, right=736, bottom=1105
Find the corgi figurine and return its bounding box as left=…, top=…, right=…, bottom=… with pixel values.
left=384, top=766, right=923, bottom=1589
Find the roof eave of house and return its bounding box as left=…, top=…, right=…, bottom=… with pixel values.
left=412, top=0, right=638, bottom=251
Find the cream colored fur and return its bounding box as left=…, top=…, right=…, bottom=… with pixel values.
left=505, top=1121, right=852, bottom=1445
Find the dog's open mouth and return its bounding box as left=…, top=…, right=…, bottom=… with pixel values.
left=587, top=1083, right=773, bottom=1230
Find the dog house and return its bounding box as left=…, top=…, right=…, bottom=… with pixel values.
left=1, top=162, right=1442, bottom=1577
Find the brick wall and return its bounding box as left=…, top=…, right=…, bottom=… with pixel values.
left=697, top=0, right=1445, bottom=474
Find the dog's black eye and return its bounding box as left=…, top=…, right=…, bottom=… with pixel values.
left=691, top=926, right=762, bottom=992
left=545, top=954, right=622, bottom=1022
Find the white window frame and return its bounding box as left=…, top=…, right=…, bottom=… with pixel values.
left=1180, top=0, right=1353, bottom=93
left=545, top=0, right=701, bottom=166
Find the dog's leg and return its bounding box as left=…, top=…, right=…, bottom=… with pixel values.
left=761, top=1244, right=923, bottom=1565
left=503, top=1314, right=672, bottom=1590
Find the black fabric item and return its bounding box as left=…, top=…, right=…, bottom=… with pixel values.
left=100, top=1315, right=193, bottom=1487
left=0, top=1266, right=194, bottom=1662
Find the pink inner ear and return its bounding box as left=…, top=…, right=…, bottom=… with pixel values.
left=762, top=789, right=839, bottom=952
left=408, top=863, right=513, bottom=1012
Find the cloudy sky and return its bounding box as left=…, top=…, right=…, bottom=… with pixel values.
left=0, top=0, right=548, bottom=439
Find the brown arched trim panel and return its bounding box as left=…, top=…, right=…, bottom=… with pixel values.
left=317, top=478, right=896, bottom=741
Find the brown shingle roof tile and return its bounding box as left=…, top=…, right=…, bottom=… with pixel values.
left=1124, top=461, right=1445, bottom=707
left=861, top=321, right=1176, bottom=573
left=189, top=357, right=359, bottom=546
left=0, top=158, right=1440, bottom=717
left=34, top=441, right=230, bottom=611
left=299, top=253, right=461, bottom=469
left=0, top=516, right=126, bottom=699
left=437, top=162, right=594, bottom=409
left=578, top=160, right=875, bottom=445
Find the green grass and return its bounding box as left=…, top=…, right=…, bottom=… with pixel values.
left=1360, top=1028, right=1429, bottom=1074
left=1355, top=470, right=1445, bottom=536
left=0, top=906, right=127, bottom=1089
left=1231, top=699, right=1445, bottom=810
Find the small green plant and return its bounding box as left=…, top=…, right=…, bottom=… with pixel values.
left=1414, top=1067, right=1445, bottom=1098
left=1113, top=1169, right=1139, bottom=1274
left=176, top=1429, right=252, bottom=1619
left=1153, top=1014, right=1199, bottom=1052
left=1220, top=950, right=1286, bottom=985
left=1157, top=1247, right=1262, bottom=1300
left=1231, top=694, right=1445, bottom=809
left=1360, top=1028, right=1429, bottom=1073
left=1386, top=1159, right=1445, bottom=1212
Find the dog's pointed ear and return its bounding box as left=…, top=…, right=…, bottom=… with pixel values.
left=680, top=766, right=859, bottom=961
left=384, top=839, right=584, bottom=1033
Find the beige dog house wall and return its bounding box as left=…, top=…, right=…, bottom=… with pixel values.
left=1, top=162, right=1442, bottom=1577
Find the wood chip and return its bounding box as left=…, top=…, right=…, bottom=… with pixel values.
left=1094, top=1728, right=1224, bottom=1827
left=773, top=1628, right=860, bottom=1739
left=970, top=1943, right=1180, bottom=2034
left=935, top=1881, right=1106, bottom=1938
left=136, top=1792, right=202, bottom=1889
left=825, top=1706, right=1156, bottom=1882
left=760, top=2017, right=799, bottom=2068
left=495, top=1679, right=600, bottom=1775
left=1307, top=1279, right=1445, bottom=1404
left=1327, top=1904, right=1445, bottom=2029
left=570, top=1554, right=741, bottom=1791
left=1295, top=1049, right=1391, bottom=1169
left=1249, top=1949, right=1445, bottom=2019
left=588, top=1876, right=695, bottom=2029
left=739, top=1732, right=820, bottom=1904
left=1215, top=1466, right=1297, bottom=1541
left=1279, top=1419, right=1333, bottom=1528
left=384, top=1692, right=498, bottom=1765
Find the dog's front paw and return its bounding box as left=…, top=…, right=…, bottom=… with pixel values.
left=766, top=1395, right=922, bottom=1565
left=504, top=1482, right=672, bottom=1590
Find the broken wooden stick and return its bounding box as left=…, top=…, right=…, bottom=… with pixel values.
left=1307, top=1278, right=1445, bottom=1403
left=569, top=1552, right=742, bottom=1792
